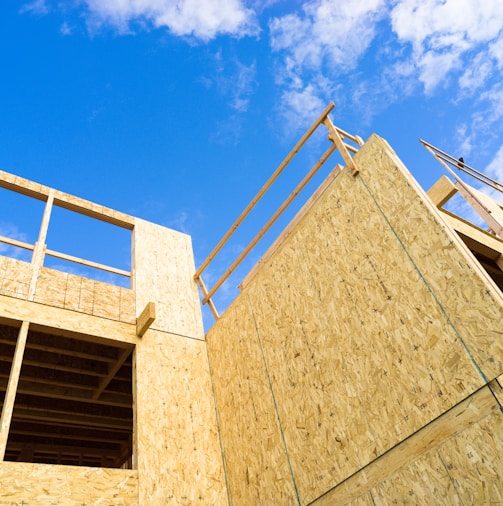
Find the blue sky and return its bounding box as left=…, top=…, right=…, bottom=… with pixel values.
left=1, top=0, right=503, bottom=317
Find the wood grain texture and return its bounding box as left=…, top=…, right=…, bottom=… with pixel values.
left=206, top=134, right=503, bottom=504
left=0, top=462, right=138, bottom=505
left=133, top=218, right=203, bottom=339
left=0, top=293, right=138, bottom=345
left=206, top=294, right=298, bottom=505
left=135, top=329, right=227, bottom=505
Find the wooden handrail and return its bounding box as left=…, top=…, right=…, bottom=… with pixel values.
left=201, top=143, right=337, bottom=305
left=194, top=101, right=335, bottom=280
left=196, top=103, right=364, bottom=319
left=420, top=139, right=503, bottom=194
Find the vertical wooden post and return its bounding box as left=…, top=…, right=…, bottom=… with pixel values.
left=0, top=190, right=54, bottom=460
left=0, top=321, right=30, bottom=459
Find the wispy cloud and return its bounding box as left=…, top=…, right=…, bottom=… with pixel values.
left=19, top=0, right=49, bottom=15
left=269, top=0, right=387, bottom=128
left=211, top=50, right=257, bottom=113
left=391, top=0, right=503, bottom=93
left=82, top=0, right=259, bottom=40
left=0, top=222, right=31, bottom=261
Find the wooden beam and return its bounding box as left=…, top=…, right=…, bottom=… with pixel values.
left=93, top=347, right=133, bottom=400
left=323, top=116, right=359, bottom=176
left=0, top=377, right=132, bottom=408
left=0, top=321, right=30, bottom=459
left=439, top=209, right=503, bottom=259
left=311, top=386, right=498, bottom=505
left=45, top=248, right=131, bottom=278
left=136, top=301, right=156, bottom=337
left=194, top=102, right=335, bottom=280
left=202, top=143, right=337, bottom=305
left=240, top=164, right=344, bottom=291
left=0, top=294, right=138, bottom=346
left=426, top=175, right=458, bottom=207
left=0, top=170, right=135, bottom=229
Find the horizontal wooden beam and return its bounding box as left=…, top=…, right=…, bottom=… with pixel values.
left=439, top=210, right=503, bottom=260
left=0, top=377, right=132, bottom=408
left=0, top=170, right=135, bottom=229
left=0, top=294, right=138, bottom=346
left=426, top=175, right=457, bottom=207
left=45, top=248, right=131, bottom=278
left=311, top=386, right=498, bottom=505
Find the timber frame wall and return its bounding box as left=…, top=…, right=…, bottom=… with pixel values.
left=0, top=122, right=502, bottom=504
left=206, top=134, right=503, bottom=504
left=0, top=171, right=227, bottom=504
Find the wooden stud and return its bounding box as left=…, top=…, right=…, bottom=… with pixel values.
left=323, top=116, right=360, bottom=176
left=194, top=102, right=335, bottom=281
left=0, top=320, right=30, bottom=459
left=202, top=143, right=337, bottom=306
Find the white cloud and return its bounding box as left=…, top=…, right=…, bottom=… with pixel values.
left=0, top=223, right=31, bottom=260
left=390, top=0, right=503, bottom=93
left=83, top=0, right=258, bottom=40
left=458, top=53, right=493, bottom=92
left=60, top=21, right=72, bottom=36
left=270, top=0, right=386, bottom=71
left=490, top=34, right=503, bottom=68
left=485, top=144, right=503, bottom=184
left=269, top=0, right=386, bottom=128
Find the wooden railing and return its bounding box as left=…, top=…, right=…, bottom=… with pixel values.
left=195, top=102, right=364, bottom=319
left=0, top=171, right=133, bottom=284
left=420, top=139, right=503, bottom=238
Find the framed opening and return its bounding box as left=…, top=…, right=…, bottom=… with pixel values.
left=1, top=323, right=134, bottom=468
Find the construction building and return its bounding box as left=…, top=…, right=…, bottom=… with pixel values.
left=0, top=103, right=502, bottom=504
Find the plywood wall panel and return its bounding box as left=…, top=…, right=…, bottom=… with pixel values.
left=207, top=133, right=502, bottom=504
left=0, top=294, right=138, bottom=345
left=371, top=449, right=460, bottom=505
left=135, top=329, right=227, bottom=505
left=0, top=462, right=138, bottom=504
left=0, top=257, right=31, bottom=299
left=133, top=218, right=203, bottom=339
left=206, top=294, right=298, bottom=505
left=244, top=164, right=485, bottom=503
left=353, top=135, right=503, bottom=380
left=437, top=409, right=503, bottom=504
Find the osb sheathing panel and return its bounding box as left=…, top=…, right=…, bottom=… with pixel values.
left=207, top=134, right=503, bottom=504
left=34, top=266, right=136, bottom=324
left=0, top=462, right=137, bottom=504
left=133, top=218, right=203, bottom=339
left=355, top=135, right=503, bottom=379
left=368, top=409, right=503, bottom=505
left=0, top=294, right=138, bottom=345
left=0, top=257, right=136, bottom=324
left=134, top=329, right=226, bottom=504
left=206, top=295, right=298, bottom=505
left=0, top=256, right=32, bottom=300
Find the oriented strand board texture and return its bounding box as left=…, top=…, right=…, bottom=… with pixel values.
left=368, top=408, right=503, bottom=505
left=0, top=294, right=138, bottom=345
left=0, top=256, right=32, bottom=300
left=0, top=462, right=137, bottom=505
left=135, top=329, right=227, bottom=505
left=34, top=266, right=135, bottom=324
left=357, top=136, right=503, bottom=380
left=0, top=257, right=135, bottom=324
left=206, top=295, right=298, bottom=505
left=206, top=134, right=503, bottom=504
left=133, top=218, right=204, bottom=339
